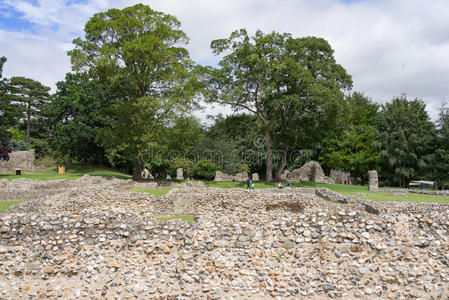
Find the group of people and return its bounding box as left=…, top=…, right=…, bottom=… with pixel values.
left=246, top=178, right=291, bottom=190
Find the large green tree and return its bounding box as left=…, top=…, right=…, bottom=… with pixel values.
left=193, top=114, right=264, bottom=175
left=9, top=76, right=50, bottom=144
left=205, top=29, right=351, bottom=181
left=376, top=95, right=435, bottom=187
left=46, top=72, right=120, bottom=164
left=433, top=102, right=449, bottom=187
left=69, top=4, right=200, bottom=179
left=320, top=92, right=379, bottom=183
left=0, top=57, right=22, bottom=145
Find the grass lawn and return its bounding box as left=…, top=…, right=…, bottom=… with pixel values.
left=358, top=192, right=449, bottom=204
left=201, top=180, right=449, bottom=203
left=0, top=201, right=21, bottom=213
left=156, top=215, right=195, bottom=222
left=0, top=163, right=132, bottom=181
left=131, top=187, right=175, bottom=196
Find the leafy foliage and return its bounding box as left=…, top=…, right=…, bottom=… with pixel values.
left=375, top=95, right=435, bottom=187
left=46, top=73, right=120, bottom=164
left=205, top=29, right=352, bottom=181
left=9, top=139, right=29, bottom=151
left=320, top=92, right=379, bottom=182
left=0, top=139, right=12, bottom=161
left=8, top=76, right=50, bottom=143
left=192, top=159, right=220, bottom=180
left=170, top=157, right=193, bottom=177
left=69, top=4, right=200, bottom=179
left=0, top=57, right=23, bottom=141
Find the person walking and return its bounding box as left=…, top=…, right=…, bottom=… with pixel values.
left=246, top=177, right=252, bottom=190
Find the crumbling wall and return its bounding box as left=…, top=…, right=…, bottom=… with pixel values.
left=287, top=161, right=334, bottom=184
left=330, top=169, right=351, bottom=184
left=214, top=171, right=248, bottom=181
left=0, top=150, right=35, bottom=173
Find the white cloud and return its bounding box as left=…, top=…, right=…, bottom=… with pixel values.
left=1, top=0, right=449, bottom=119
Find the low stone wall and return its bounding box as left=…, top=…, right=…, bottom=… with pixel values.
left=0, top=150, right=35, bottom=173
left=287, top=161, right=334, bottom=184
left=329, top=169, right=350, bottom=184
left=214, top=171, right=248, bottom=181
left=1, top=179, right=449, bottom=299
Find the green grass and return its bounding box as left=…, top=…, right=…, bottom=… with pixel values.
left=0, top=201, right=22, bottom=213
left=201, top=180, right=449, bottom=203
left=156, top=215, right=195, bottom=222
left=0, top=163, right=132, bottom=181
left=358, top=192, right=449, bottom=203
left=202, top=180, right=366, bottom=193
left=131, top=187, right=174, bottom=196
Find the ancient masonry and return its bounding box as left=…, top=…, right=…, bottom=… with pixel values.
left=176, top=168, right=183, bottom=180
left=214, top=171, right=248, bottom=181
left=368, top=170, right=378, bottom=191
left=1, top=176, right=449, bottom=299
left=285, top=161, right=334, bottom=184
left=0, top=150, right=35, bottom=173
left=330, top=169, right=351, bottom=184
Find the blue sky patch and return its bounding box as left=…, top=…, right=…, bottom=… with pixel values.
left=0, top=5, right=34, bottom=32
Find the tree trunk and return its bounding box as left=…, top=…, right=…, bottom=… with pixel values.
left=132, top=156, right=143, bottom=181
left=274, top=145, right=288, bottom=181
left=26, top=103, right=31, bottom=144
left=265, top=127, right=273, bottom=182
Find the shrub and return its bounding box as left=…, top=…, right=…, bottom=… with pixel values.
left=235, top=162, right=249, bottom=174
left=192, top=159, right=219, bottom=180
left=170, top=157, right=192, bottom=177
left=9, top=139, right=29, bottom=151
left=0, top=140, right=11, bottom=161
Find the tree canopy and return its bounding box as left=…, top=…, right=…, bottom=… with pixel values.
left=8, top=76, right=50, bottom=144
left=205, top=29, right=352, bottom=181
left=68, top=4, right=201, bottom=179
left=376, top=95, right=435, bottom=187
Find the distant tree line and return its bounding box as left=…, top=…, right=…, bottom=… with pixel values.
left=1, top=4, right=448, bottom=187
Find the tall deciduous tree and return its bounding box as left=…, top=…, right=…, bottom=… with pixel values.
left=320, top=92, right=379, bottom=183
left=433, top=102, right=449, bottom=187
left=376, top=95, right=435, bottom=187
left=205, top=29, right=351, bottom=181
left=0, top=57, right=22, bottom=154
left=68, top=4, right=200, bottom=179
left=46, top=72, right=120, bottom=164
left=9, top=76, right=50, bottom=144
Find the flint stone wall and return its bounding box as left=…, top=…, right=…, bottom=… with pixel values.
left=0, top=150, right=35, bottom=173
left=1, top=179, right=449, bottom=299
left=368, top=170, right=378, bottom=191
left=214, top=171, right=248, bottom=181
left=287, top=161, right=334, bottom=184
left=330, top=169, right=351, bottom=184
left=176, top=168, right=183, bottom=180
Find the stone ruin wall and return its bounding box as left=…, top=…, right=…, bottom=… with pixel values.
left=329, top=169, right=351, bottom=184
left=0, top=150, right=35, bottom=173
left=214, top=171, right=248, bottom=181
left=286, top=161, right=335, bottom=184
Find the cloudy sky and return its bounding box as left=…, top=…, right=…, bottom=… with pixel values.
left=1, top=0, right=448, bottom=120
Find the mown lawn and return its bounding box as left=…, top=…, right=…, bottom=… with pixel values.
left=156, top=215, right=195, bottom=222
left=131, top=187, right=175, bottom=196
left=0, top=163, right=132, bottom=181
left=201, top=180, right=449, bottom=203
left=358, top=192, right=449, bottom=204
left=0, top=201, right=22, bottom=213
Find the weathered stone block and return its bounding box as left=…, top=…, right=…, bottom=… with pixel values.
left=368, top=170, right=378, bottom=191
left=176, top=168, right=183, bottom=180
left=0, top=150, right=35, bottom=173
